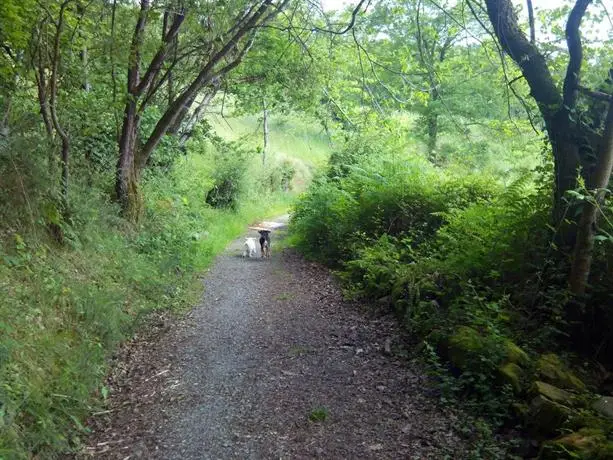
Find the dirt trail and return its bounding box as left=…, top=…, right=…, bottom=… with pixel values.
left=85, top=218, right=469, bottom=459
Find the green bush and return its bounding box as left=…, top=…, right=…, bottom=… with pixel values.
left=205, top=138, right=255, bottom=210
left=291, top=179, right=358, bottom=264
left=340, top=234, right=414, bottom=301
left=291, top=148, right=497, bottom=266
left=290, top=140, right=562, bottom=421
left=262, top=159, right=296, bottom=192
left=432, top=174, right=549, bottom=281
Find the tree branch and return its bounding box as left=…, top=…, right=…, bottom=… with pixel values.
left=562, top=0, right=592, bottom=111
left=32, top=20, right=54, bottom=138
left=127, top=0, right=150, bottom=93
left=483, top=0, right=562, bottom=119
left=137, top=0, right=282, bottom=168
left=134, top=7, right=185, bottom=96
left=210, top=34, right=257, bottom=80
left=351, top=30, right=412, bottom=104
left=578, top=85, right=613, bottom=101
left=526, top=0, right=535, bottom=44
left=313, top=0, right=370, bottom=35
left=49, top=0, right=73, bottom=202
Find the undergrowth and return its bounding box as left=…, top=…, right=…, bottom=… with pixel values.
left=289, top=128, right=613, bottom=457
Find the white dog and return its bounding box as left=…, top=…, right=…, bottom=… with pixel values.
left=243, top=237, right=257, bottom=258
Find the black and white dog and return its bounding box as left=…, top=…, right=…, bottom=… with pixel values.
left=258, top=230, right=271, bottom=258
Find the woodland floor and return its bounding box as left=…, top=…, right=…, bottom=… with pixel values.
left=82, top=218, right=470, bottom=459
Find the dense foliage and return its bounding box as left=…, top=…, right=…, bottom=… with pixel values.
left=288, top=0, right=613, bottom=450
left=291, top=118, right=613, bottom=455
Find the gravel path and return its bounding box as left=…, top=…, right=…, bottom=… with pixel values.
left=84, top=218, right=469, bottom=459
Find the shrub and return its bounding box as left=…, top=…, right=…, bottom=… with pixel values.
left=291, top=152, right=498, bottom=266
left=205, top=138, right=254, bottom=210
left=290, top=146, right=557, bottom=421
left=291, top=179, right=358, bottom=264
left=341, top=234, right=415, bottom=301
left=432, top=174, right=549, bottom=281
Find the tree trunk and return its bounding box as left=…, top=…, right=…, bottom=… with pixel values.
left=569, top=98, right=613, bottom=294
left=167, top=92, right=198, bottom=135
left=163, top=10, right=177, bottom=107
left=426, top=87, right=438, bottom=160
left=35, top=62, right=54, bottom=138
left=135, top=2, right=275, bottom=171
left=178, top=88, right=218, bottom=146
left=0, top=95, right=10, bottom=138
left=115, top=99, right=142, bottom=219
left=546, top=114, right=583, bottom=231
left=114, top=0, right=283, bottom=216
left=262, top=96, right=269, bottom=166
left=80, top=45, right=90, bottom=92
left=49, top=1, right=72, bottom=208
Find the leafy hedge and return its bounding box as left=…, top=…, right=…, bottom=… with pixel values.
left=289, top=132, right=558, bottom=418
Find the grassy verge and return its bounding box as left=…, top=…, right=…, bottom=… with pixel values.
left=0, top=187, right=292, bottom=459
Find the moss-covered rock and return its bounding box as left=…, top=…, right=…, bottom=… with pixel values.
left=447, top=326, right=485, bottom=370
left=526, top=380, right=591, bottom=435
left=533, top=381, right=574, bottom=404
left=540, top=428, right=613, bottom=459
left=537, top=353, right=586, bottom=391
left=499, top=362, right=524, bottom=392
left=568, top=412, right=611, bottom=431
left=512, top=402, right=530, bottom=418
left=527, top=394, right=571, bottom=435
left=527, top=382, right=574, bottom=435
left=593, top=396, right=613, bottom=420
left=504, top=340, right=530, bottom=367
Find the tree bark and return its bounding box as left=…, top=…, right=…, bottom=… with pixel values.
left=115, top=99, right=141, bottom=219
left=0, top=94, right=11, bottom=138
left=49, top=1, right=72, bottom=206
left=163, top=10, right=177, bottom=107
left=178, top=87, right=219, bottom=146
left=114, top=0, right=182, bottom=217
left=569, top=96, right=613, bottom=294
left=167, top=91, right=198, bottom=135
left=262, top=96, right=269, bottom=166
left=134, top=1, right=278, bottom=170
left=78, top=2, right=90, bottom=92
left=546, top=114, right=582, bottom=226
left=414, top=0, right=454, bottom=159
left=80, top=45, right=90, bottom=91
left=526, top=0, right=535, bottom=44
left=34, top=35, right=54, bottom=138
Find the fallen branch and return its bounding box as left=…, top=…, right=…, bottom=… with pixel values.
left=143, top=368, right=170, bottom=382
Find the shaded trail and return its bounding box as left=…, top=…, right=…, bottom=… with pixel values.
left=85, top=218, right=468, bottom=459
